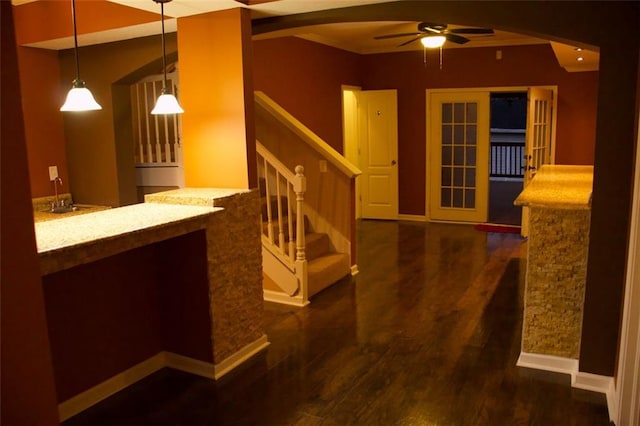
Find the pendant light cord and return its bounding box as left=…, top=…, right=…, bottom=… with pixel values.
left=71, top=0, right=80, bottom=83
left=160, top=1, right=168, bottom=92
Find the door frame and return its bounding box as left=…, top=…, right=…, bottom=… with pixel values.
left=342, top=85, right=362, bottom=218
left=343, top=85, right=399, bottom=221
left=425, top=86, right=558, bottom=223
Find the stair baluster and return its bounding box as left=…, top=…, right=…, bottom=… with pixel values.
left=263, top=157, right=274, bottom=244
left=276, top=173, right=285, bottom=252
left=294, top=165, right=306, bottom=262
left=287, top=184, right=295, bottom=263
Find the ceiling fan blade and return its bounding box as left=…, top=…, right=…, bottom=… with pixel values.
left=449, top=28, right=495, bottom=35
left=445, top=33, right=470, bottom=44
left=418, top=22, right=447, bottom=33
left=398, top=36, right=422, bottom=47
left=374, top=32, right=422, bottom=40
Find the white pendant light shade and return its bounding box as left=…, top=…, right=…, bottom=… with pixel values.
left=421, top=35, right=446, bottom=48
left=151, top=90, right=184, bottom=115
left=61, top=0, right=102, bottom=112
left=61, top=80, right=102, bottom=111
left=152, top=0, right=184, bottom=115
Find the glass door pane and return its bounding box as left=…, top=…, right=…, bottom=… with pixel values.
left=440, top=101, right=478, bottom=209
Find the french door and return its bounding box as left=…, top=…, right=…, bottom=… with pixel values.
left=521, top=87, right=554, bottom=236
left=428, top=91, right=490, bottom=222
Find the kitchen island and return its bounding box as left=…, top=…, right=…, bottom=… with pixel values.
left=514, top=165, right=593, bottom=372
left=35, top=189, right=267, bottom=421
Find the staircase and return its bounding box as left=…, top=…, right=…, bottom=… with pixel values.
left=258, top=144, right=351, bottom=306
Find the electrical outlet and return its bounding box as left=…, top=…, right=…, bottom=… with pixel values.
left=48, top=166, right=58, bottom=181
left=319, top=160, right=327, bottom=173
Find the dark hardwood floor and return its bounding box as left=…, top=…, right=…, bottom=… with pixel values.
left=488, top=178, right=523, bottom=226
left=65, top=220, right=610, bottom=426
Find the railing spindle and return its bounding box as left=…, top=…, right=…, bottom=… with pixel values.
left=152, top=82, right=161, bottom=163
left=276, top=172, right=285, bottom=252
left=144, top=83, right=153, bottom=163
left=287, top=183, right=295, bottom=262
left=264, top=158, right=274, bottom=243
left=294, top=165, right=306, bottom=262
left=136, top=84, right=144, bottom=163
left=163, top=114, right=170, bottom=163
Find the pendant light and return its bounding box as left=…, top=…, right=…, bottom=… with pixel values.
left=151, top=0, right=184, bottom=115
left=60, top=0, right=102, bottom=112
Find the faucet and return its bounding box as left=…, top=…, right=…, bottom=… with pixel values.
left=52, top=177, right=63, bottom=210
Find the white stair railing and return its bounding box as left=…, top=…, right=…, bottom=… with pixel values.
left=257, top=141, right=306, bottom=298
left=132, top=71, right=182, bottom=166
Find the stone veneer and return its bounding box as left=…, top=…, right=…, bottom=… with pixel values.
left=145, top=189, right=265, bottom=364
left=515, top=165, right=593, bottom=360
left=522, top=207, right=590, bottom=358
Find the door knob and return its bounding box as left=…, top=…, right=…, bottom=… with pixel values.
left=391, top=160, right=397, bottom=165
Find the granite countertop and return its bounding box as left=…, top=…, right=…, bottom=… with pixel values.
left=145, top=188, right=252, bottom=206
left=36, top=202, right=222, bottom=275
left=514, top=165, right=594, bottom=209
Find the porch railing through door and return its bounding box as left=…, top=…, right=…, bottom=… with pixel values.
left=490, top=142, right=525, bottom=178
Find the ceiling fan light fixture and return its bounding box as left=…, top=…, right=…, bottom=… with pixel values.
left=152, top=0, right=183, bottom=115
left=421, top=35, right=446, bottom=48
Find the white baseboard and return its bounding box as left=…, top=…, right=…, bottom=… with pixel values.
left=516, top=352, right=579, bottom=379
left=398, top=214, right=427, bottom=222
left=165, top=352, right=215, bottom=379
left=214, top=334, right=270, bottom=379
left=351, top=264, right=359, bottom=276
left=58, top=352, right=167, bottom=421
left=573, top=372, right=616, bottom=422
left=263, top=289, right=309, bottom=307
left=517, top=352, right=615, bottom=422
left=58, top=337, right=270, bottom=422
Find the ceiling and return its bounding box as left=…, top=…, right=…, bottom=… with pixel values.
left=12, top=0, right=599, bottom=71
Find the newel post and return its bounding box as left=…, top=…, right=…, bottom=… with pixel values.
left=293, top=165, right=306, bottom=262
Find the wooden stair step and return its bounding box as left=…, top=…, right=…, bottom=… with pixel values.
left=307, top=253, right=351, bottom=298
left=281, top=232, right=331, bottom=261
left=303, top=232, right=331, bottom=262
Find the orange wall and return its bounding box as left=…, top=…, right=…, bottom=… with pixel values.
left=178, top=8, right=256, bottom=189
left=58, top=34, right=177, bottom=207
left=253, top=39, right=598, bottom=216
left=17, top=46, right=70, bottom=198
left=13, top=0, right=160, bottom=46
left=1, top=3, right=60, bottom=424
left=254, top=37, right=361, bottom=151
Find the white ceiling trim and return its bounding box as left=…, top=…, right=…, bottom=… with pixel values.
left=550, top=41, right=599, bottom=72
left=106, top=0, right=399, bottom=19
left=23, top=20, right=177, bottom=50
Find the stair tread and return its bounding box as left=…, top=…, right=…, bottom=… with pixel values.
left=308, top=253, right=351, bottom=297
left=307, top=252, right=349, bottom=270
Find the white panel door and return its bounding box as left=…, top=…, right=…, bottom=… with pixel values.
left=360, top=90, right=398, bottom=220
left=428, top=91, right=490, bottom=223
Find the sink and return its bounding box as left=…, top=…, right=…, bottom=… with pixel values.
left=50, top=205, right=81, bottom=214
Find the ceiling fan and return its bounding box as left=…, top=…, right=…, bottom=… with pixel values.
left=374, top=22, right=495, bottom=47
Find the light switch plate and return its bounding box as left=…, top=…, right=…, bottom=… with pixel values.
left=48, top=166, right=58, bottom=181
